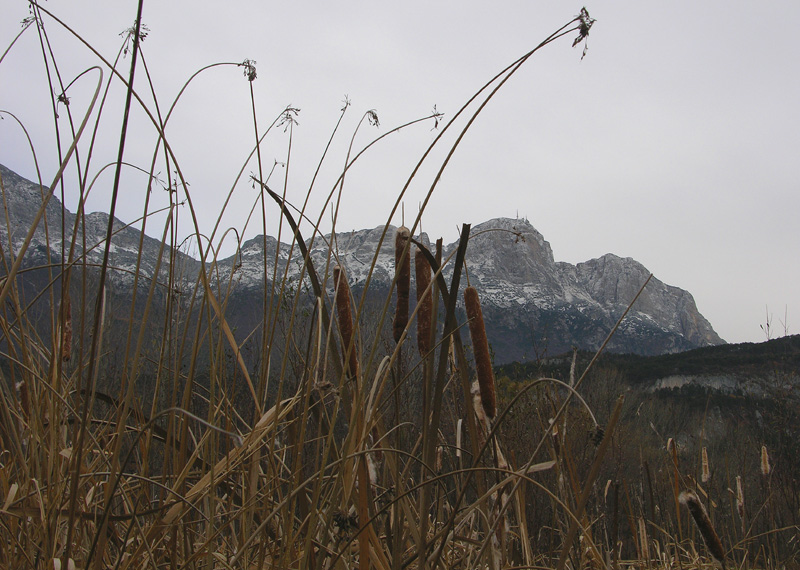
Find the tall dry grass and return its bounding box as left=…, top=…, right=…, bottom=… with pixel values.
left=2, top=3, right=796, bottom=569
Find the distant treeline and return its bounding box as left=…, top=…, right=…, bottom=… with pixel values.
left=496, top=334, right=800, bottom=385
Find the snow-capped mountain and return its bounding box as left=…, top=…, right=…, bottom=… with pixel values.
left=1, top=163, right=723, bottom=363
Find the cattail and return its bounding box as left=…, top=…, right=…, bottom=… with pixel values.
left=61, top=292, right=72, bottom=362
left=414, top=246, right=432, bottom=356
left=435, top=445, right=443, bottom=473
left=735, top=475, right=745, bottom=521
left=701, top=447, right=710, bottom=483
left=333, top=265, right=359, bottom=379
left=464, top=286, right=495, bottom=419
left=760, top=445, right=771, bottom=476
left=679, top=490, right=726, bottom=568
left=392, top=226, right=411, bottom=343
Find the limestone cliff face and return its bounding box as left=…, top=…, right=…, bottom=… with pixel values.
left=1, top=163, right=723, bottom=364
left=434, top=218, right=723, bottom=361
left=223, top=217, right=723, bottom=361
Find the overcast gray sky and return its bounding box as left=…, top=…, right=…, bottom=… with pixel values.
left=1, top=1, right=798, bottom=345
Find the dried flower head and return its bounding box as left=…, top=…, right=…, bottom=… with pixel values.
left=119, top=20, right=149, bottom=56
left=278, top=107, right=301, bottom=131
left=241, top=59, right=257, bottom=82
left=431, top=104, right=444, bottom=130
left=366, top=109, right=380, bottom=128
left=572, top=7, right=596, bottom=60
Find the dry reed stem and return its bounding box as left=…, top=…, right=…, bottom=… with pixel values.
left=414, top=246, right=432, bottom=356
left=470, top=380, right=489, bottom=440
left=464, top=286, right=495, bottom=419
left=701, top=447, right=710, bottom=483
left=60, top=292, right=72, bottom=362
left=392, top=226, right=411, bottom=343
left=334, top=265, right=359, bottom=379
left=668, top=437, right=683, bottom=538
left=638, top=517, right=650, bottom=563
left=14, top=381, right=29, bottom=420
left=679, top=489, right=726, bottom=568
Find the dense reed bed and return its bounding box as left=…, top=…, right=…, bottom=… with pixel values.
left=1, top=3, right=797, bottom=569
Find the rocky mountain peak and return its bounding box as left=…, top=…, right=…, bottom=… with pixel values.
left=1, top=163, right=724, bottom=363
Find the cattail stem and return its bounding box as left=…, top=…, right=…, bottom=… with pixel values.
left=393, top=227, right=411, bottom=343
left=333, top=265, right=358, bottom=379
left=464, top=286, right=495, bottom=419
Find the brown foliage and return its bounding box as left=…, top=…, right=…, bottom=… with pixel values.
left=392, top=226, right=411, bottom=343
left=465, top=285, right=495, bottom=419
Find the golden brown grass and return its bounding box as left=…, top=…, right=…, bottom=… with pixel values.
left=1, top=5, right=797, bottom=570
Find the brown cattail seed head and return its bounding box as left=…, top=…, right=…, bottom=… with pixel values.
left=760, top=445, right=771, bottom=476
left=414, top=246, right=433, bottom=356
left=679, top=490, right=726, bottom=566
left=464, top=286, right=495, bottom=419
left=392, top=227, right=411, bottom=343
left=333, top=265, right=359, bottom=379
left=701, top=447, right=710, bottom=483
